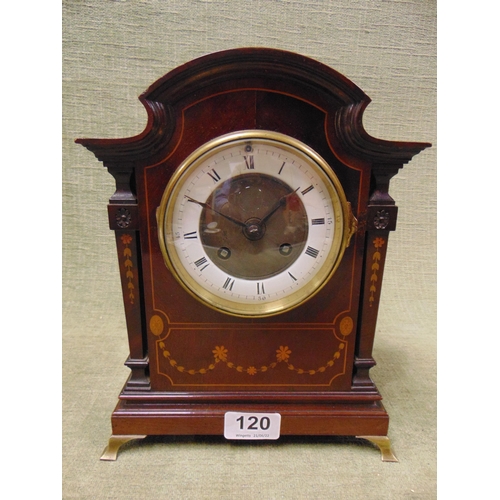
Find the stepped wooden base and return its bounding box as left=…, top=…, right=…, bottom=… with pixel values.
left=100, top=397, right=396, bottom=461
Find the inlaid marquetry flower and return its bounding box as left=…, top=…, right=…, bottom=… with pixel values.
left=121, top=234, right=133, bottom=245
left=247, top=366, right=257, bottom=375
left=276, top=345, right=291, bottom=362
left=373, top=237, right=385, bottom=249
left=212, top=345, right=228, bottom=362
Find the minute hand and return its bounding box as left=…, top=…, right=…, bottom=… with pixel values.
left=261, top=188, right=300, bottom=224
left=185, top=196, right=247, bottom=227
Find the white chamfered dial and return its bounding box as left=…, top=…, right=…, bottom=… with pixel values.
left=157, top=130, right=352, bottom=317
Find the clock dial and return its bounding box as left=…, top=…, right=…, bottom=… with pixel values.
left=158, top=130, right=352, bottom=317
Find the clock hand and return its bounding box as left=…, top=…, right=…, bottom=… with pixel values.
left=185, top=196, right=247, bottom=227
left=261, top=187, right=300, bottom=224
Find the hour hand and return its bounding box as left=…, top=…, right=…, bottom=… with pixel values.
left=185, top=196, right=246, bottom=227
left=261, top=188, right=300, bottom=224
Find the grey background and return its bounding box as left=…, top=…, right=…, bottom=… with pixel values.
left=62, top=1, right=436, bottom=498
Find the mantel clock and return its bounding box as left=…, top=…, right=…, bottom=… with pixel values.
left=76, top=48, right=430, bottom=461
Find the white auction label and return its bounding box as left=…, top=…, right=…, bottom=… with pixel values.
left=224, top=411, right=281, bottom=440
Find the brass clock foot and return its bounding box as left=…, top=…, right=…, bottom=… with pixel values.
left=356, top=435, right=398, bottom=462
left=100, top=435, right=147, bottom=461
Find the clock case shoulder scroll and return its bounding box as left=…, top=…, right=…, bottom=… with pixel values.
left=76, top=48, right=430, bottom=445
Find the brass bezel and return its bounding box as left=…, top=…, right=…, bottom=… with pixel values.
left=157, top=130, right=353, bottom=318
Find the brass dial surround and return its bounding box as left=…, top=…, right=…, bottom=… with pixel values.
left=157, top=130, right=354, bottom=317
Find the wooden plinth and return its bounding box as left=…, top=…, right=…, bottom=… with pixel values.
left=110, top=398, right=389, bottom=438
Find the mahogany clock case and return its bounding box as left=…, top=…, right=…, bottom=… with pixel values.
left=76, top=48, right=430, bottom=455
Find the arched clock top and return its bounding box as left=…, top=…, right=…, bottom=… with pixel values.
left=141, top=47, right=368, bottom=107
left=76, top=48, right=430, bottom=169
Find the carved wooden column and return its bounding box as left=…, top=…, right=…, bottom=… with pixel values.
left=354, top=164, right=401, bottom=388
left=107, top=165, right=149, bottom=391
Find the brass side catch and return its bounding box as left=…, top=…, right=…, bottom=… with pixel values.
left=346, top=202, right=358, bottom=247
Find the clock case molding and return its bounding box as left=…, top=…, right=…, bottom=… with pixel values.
left=76, top=48, right=430, bottom=460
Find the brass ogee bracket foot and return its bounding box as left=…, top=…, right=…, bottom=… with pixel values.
left=100, top=434, right=397, bottom=461
left=100, top=435, right=147, bottom=461
left=356, top=436, right=398, bottom=462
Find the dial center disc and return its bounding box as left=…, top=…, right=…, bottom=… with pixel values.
left=243, top=217, right=266, bottom=240
left=199, top=172, right=308, bottom=279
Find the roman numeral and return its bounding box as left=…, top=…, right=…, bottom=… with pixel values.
left=278, top=161, right=286, bottom=175
left=194, top=257, right=209, bottom=271
left=183, top=231, right=198, bottom=239
left=301, top=185, right=314, bottom=195
left=257, top=282, right=265, bottom=295
left=207, top=169, right=221, bottom=183
left=311, top=218, right=325, bottom=225
left=305, top=246, right=319, bottom=258
left=244, top=155, right=254, bottom=169
left=222, top=277, right=235, bottom=290
left=288, top=272, right=297, bottom=282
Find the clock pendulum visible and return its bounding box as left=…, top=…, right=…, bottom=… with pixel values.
left=76, top=48, right=430, bottom=461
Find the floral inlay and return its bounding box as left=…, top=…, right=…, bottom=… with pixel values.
left=121, top=233, right=135, bottom=305
left=276, top=345, right=291, bottom=362
left=369, top=237, right=385, bottom=307
left=213, top=345, right=228, bottom=362
left=158, top=342, right=345, bottom=377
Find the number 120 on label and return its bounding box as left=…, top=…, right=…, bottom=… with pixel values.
left=224, top=412, right=281, bottom=440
